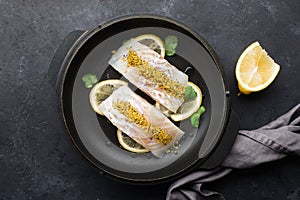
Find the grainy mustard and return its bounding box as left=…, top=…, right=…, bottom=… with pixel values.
left=113, top=100, right=173, bottom=145
left=126, top=48, right=185, bottom=99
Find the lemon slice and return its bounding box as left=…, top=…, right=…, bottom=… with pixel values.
left=236, top=41, right=280, bottom=94
left=135, top=34, right=165, bottom=57
left=155, top=103, right=172, bottom=117
left=89, top=79, right=128, bottom=115
left=169, top=82, right=202, bottom=121
left=117, top=129, right=149, bottom=153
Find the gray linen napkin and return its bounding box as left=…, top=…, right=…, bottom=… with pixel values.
left=167, top=103, right=300, bottom=200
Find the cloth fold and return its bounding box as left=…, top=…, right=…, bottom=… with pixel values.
left=167, top=103, right=300, bottom=200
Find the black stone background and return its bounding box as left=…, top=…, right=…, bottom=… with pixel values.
left=0, top=0, right=299, bottom=199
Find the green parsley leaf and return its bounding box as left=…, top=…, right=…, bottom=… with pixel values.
left=190, top=106, right=206, bottom=128
left=81, top=74, right=98, bottom=88
left=164, top=35, right=178, bottom=56
left=184, top=85, right=197, bottom=101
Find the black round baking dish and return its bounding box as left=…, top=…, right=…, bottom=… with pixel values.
left=48, top=14, right=238, bottom=184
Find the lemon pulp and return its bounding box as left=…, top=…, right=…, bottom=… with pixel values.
left=135, top=34, right=165, bottom=57
left=89, top=79, right=128, bottom=115
left=235, top=41, right=280, bottom=94
left=117, top=129, right=149, bottom=153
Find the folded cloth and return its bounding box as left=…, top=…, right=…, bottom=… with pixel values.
left=167, top=103, right=300, bottom=200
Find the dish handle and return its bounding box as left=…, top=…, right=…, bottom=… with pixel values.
left=47, top=30, right=85, bottom=91
left=200, top=109, right=239, bottom=169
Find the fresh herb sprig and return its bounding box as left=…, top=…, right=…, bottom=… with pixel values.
left=81, top=74, right=98, bottom=88
left=190, top=106, right=206, bottom=128
left=184, top=85, right=197, bottom=101
left=164, top=35, right=178, bottom=56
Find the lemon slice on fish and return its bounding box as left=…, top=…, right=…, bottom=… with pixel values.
left=117, top=129, right=150, bottom=153
left=135, top=34, right=165, bottom=57
left=170, top=82, right=202, bottom=121
left=155, top=103, right=172, bottom=117
left=89, top=79, right=128, bottom=115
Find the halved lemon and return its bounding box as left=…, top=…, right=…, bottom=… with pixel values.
left=235, top=41, right=280, bottom=94
left=117, top=129, right=149, bottom=153
left=135, top=34, right=165, bottom=57
left=169, top=82, right=203, bottom=121
left=89, top=79, right=128, bottom=115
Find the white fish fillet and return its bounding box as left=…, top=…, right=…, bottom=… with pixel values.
left=99, top=86, right=185, bottom=158
left=108, top=39, right=188, bottom=113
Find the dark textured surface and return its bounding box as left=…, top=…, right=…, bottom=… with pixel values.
left=0, top=0, right=299, bottom=199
